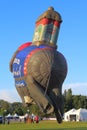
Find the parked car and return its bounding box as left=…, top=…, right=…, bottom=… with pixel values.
left=0, top=116, right=3, bottom=124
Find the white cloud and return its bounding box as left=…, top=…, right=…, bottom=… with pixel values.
left=0, top=89, right=21, bottom=103
left=63, top=82, right=87, bottom=96
left=0, top=82, right=87, bottom=103
left=63, top=82, right=87, bottom=87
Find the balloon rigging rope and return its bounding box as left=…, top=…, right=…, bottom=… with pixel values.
left=43, top=50, right=54, bottom=96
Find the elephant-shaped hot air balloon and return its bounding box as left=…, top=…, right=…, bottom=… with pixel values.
left=10, top=7, right=67, bottom=123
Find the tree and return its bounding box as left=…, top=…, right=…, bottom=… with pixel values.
left=0, top=100, right=10, bottom=115
left=0, top=92, right=87, bottom=117
left=64, top=89, right=73, bottom=112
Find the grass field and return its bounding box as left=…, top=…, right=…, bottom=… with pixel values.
left=0, top=121, right=87, bottom=130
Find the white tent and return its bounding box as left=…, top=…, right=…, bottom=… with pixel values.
left=24, top=113, right=28, bottom=118
left=13, top=113, right=19, bottom=118
left=64, top=108, right=76, bottom=121
left=6, top=113, right=13, bottom=119
left=76, top=108, right=87, bottom=121
left=64, top=108, right=87, bottom=122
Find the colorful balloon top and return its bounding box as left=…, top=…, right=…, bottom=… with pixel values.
left=32, top=7, right=62, bottom=48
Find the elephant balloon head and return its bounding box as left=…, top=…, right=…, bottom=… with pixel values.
left=10, top=7, right=67, bottom=123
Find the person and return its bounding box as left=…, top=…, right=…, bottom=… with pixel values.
left=3, top=116, right=5, bottom=124
left=31, top=113, right=34, bottom=123
left=24, top=117, right=26, bottom=123
left=7, top=118, right=10, bottom=124
left=34, top=116, right=39, bottom=123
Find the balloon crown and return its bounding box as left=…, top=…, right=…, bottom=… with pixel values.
left=32, top=7, right=62, bottom=48
left=36, top=7, right=62, bottom=23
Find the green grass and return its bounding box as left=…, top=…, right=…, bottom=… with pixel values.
left=0, top=121, right=87, bottom=130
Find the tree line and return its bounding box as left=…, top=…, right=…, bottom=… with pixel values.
left=0, top=89, right=87, bottom=117
left=63, top=89, right=87, bottom=112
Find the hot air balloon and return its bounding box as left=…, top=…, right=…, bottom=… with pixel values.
left=10, top=7, right=67, bottom=123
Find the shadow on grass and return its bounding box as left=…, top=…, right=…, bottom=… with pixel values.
left=23, top=128, right=87, bottom=130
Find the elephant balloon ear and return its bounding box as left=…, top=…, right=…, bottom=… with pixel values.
left=9, top=42, right=32, bottom=72
left=9, top=50, right=19, bottom=72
